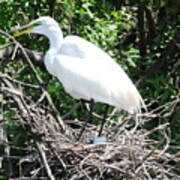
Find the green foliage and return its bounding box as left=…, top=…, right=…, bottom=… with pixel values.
left=0, top=1, right=179, bottom=177
left=0, top=169, right=6, bottom=180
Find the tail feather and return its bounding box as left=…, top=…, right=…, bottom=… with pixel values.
left=114, top=84, right=147, bottom=114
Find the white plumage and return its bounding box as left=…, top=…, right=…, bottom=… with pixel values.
left=14, top=16, right=146, bottom=114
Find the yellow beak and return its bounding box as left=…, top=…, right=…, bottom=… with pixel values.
left=13, top=27, right=33, bottom=37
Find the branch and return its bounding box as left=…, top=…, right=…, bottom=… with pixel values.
left=0, top=43, right=45, bottom=69
left=36, top=142, right=55, bottom=180
left=145, top=7, right=156, bottom=44
left=137, top=4, right=146, bottom=57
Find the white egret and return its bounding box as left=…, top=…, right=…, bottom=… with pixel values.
left=14, top=16, right=146, bottom=139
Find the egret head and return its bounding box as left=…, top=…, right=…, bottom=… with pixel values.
left=14, top=16, right=60, bottom=37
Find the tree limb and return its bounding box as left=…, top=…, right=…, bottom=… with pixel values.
left=36, top=142, right=56, bottom=180
left=0, top=43, right=45, bottom=69
left=137, top=4, right=146, bottom=57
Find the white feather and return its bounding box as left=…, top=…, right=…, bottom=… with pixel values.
left=27, top=16, right=146, bottom=114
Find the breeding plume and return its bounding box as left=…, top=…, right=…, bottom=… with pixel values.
left=14, top=16, right=146, bottom=138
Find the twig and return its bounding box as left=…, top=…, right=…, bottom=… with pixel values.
left=36, top=142, right=55, bottom=180
left=62, top=102, right=81, bottom=119
left=0, top=72, right=40, bottom=89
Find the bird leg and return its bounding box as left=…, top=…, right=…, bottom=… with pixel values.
left=98, top=105, right=109, bottom=137
left=80, top=99, right=89, bottom=111
left=77, top=99, right=95, bottom=141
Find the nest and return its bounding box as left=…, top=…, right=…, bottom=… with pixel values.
left=1, top=79, right=180, bottom=180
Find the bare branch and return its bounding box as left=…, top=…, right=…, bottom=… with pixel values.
left=36, top=142, right=55, bottom=180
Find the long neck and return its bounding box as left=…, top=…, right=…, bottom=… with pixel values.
left=45, top=27, right=63, bottom=51
left=44, top=26, right=63, bottom=76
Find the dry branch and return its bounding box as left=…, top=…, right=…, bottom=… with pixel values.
left=36, top=142, right=55, bottom=180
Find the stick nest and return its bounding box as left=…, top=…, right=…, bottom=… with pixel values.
left=2, top=86, right=180, bottom=180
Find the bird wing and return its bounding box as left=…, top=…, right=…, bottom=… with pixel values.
left=59, top=35, right=113, bottom=61
left=52, top=54, right=144, bottom=113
